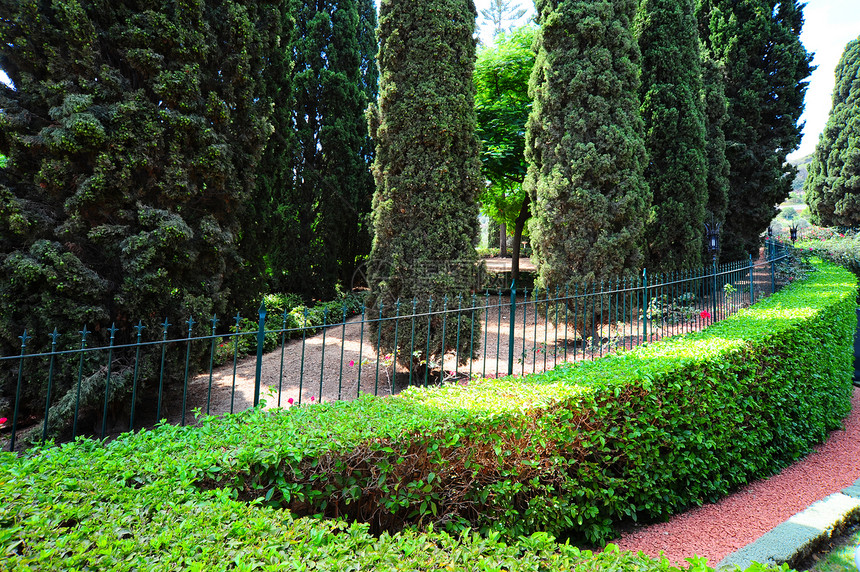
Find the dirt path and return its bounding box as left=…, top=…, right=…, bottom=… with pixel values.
left=166, top=292, right=716, bottom=424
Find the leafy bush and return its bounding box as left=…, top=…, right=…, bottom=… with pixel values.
left=1, top=426, right=787, bottom=571
left=3, top=260, right=852, bottom=563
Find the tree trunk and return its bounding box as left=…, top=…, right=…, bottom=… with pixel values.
left=511, top=194, right=531, bottom=284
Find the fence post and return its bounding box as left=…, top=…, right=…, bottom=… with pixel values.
left=769, top=240, right=776, bottom=294
left=181, top=316, right=196, bottom=426
left=10, top=330, right=29, bottom=452
left=641, top=269, right=648, bottom=344
left=101, top=323, right=118, bottom=439
left=254, top=301, right=266, bottom=407
left=712, top=260, right=718, bottom=320
left=508, top=279, right=516, bottom=376
left=42, top=329, right=60, bottom=443
left=748, top=254, right=755, bottom=306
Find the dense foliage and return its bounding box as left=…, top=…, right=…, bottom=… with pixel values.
left=2, top=258, right=852, bottom=567
left=525, top=0, right=650, bottom=318
left=805, top=36, right=860, bottom=227
left=474, top=25, right=536, bottom=280
left=637, top=0, right=708, bottom=272
left=0, top=0, right=279, bottom=432
left=366, top=0, right=483, bottom=371
left=266, top=0, right=377, bottom=299
left=698, top=0, right=813, bottom=260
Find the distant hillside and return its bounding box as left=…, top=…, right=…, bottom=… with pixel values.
left=790, top=153, right=813, bottom=192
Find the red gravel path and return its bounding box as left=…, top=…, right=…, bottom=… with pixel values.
left=612, top=387, right=860, bottom=566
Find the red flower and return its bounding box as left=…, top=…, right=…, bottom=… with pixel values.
left=0, top=417, right=6, bottom=425
left=287, top=398, right=294, bottom=406
left=700, top=311, right=712, bottom=319
left=349, top=360, right=355, bottom=367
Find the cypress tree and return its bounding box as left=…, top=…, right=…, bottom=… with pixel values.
left=698, top=0, right=813, bottom=260
left=269, top=0, right=376, bottom=298
left=637, top=0, right=708, bottom=272
left=367, top=0, right=483, bottom=372
left=0, top=0, right=277, bottom=432
left=805, top=36, right=860, bottom=227
left=525, top=0, right=650, bottom=298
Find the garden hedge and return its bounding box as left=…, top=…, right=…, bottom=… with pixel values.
left=0, top=260, right=855, bottom=569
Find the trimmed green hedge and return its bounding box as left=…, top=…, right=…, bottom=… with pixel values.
left=0, top=260, right=854, bottom=569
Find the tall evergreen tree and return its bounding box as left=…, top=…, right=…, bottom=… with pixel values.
left=698, top=0, right=813, bottom=260
left=0, top=0, right=278, bottom=431
left=367, top=0, right=483, bottom=372
left=525, top=0, right=650, bottom=302
left=269, top=0, right=376, bottom=298
left=701, top=54, right=730, bottom=253
left=637, top=0, right=708, bottom=272
left=805, top=36, right=860, bottom=227
left=480, top=0, right=528, bottom=38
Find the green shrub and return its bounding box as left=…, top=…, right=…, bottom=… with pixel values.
left=3, top=260, right=853, bottom=565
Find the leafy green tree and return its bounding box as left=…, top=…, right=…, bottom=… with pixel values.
left=525, top=0, right=650, bottom=306
left=701, top=54, right=730, bottom=259
left=698, top=0, right=813, bottom=260
left=0, top=0, right=278, bottom=433
left=367, top=0, right=483, bottom=372
left=805, top=36, right=860, bottom=227
left=637, top=0, right=708, bottom=272
left=475, top=25, right=536, bottom=282
left=268, top=0, right=377, bottom=298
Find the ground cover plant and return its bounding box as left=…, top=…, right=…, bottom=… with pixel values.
left=1, top=259, right=854, bottom=570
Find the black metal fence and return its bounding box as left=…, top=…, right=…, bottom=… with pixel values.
left=1, top=240, right=793, bottom=451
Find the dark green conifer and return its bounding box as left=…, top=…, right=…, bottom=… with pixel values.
left=637, top=0, right=708, bottom=272
left=698, top=0, right=813, bottom=260
left=525, top=0, right=650, bottom=294
left=805, top=36, right=860, bottom=226
left=0, top=0, right=278, bottom=431
left=269, top=0, right=376, bottom=298
left=367, top=0, right=483, bottom=371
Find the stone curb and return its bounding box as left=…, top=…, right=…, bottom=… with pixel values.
left=716, top=478, right=860, bottom=570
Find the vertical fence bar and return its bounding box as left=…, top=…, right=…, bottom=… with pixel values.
left=495, top=289, right=502, bottom=376
left=454, top=295, right=462, bottom=378
left=319, top=308, right=328, bottom=402
left=563, top=285, right=570, bottom=361
left=573, top=284, right=579, bottom=357
left=357, top=306, right=366, bottom=398
left=73, top=327, right=89, bottom=440
left=338, top=304, right=348, bottom=399
left=299, top=308, right=309, bottom=403
left=748, top=254, right=755, bottom=306
left=181, top=317, right=195, bottom=426
left=206, top=316, right=218, bottom=415
left=130, top=321, right=144, bottom=430
left=553, top=287, right=560, bottom=368
left=408, top=298, right=418, bottom=387
left=483, top=291, right=490, bottom=378
left=229, top=314, right=240, bottom=414
left=711, top=260, right=718, bottom=321
left=157, top=319, right=171, bottom=422
left=440, top=297, right=448, bottom=380
left=42, top=329, right=60, bottom=443
left=10, top=330, right=29, bottom=452
left=392, top=301, right=401, bottom=387
left=374, top=304, right=383, bottom=396
left=278, top=311, right=287, bottom=407
left=254, top=302, right=266, bottom=408
left=101, top=323, right=118, bottom=439
left=508, top=280, right=516, bottom=376
left=425, top=298, right=433, bottom=387
left=770, top=243, right=776, bottom=295
left=533, top=288, right=539, bottom=371
left=642, top=269, right=648, bottom=345
left=469, top=294, right=476, bottom=380
left=522, top=286, right=528, bottom=375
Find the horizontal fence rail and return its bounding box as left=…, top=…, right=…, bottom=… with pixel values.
left=1, top=241, right=794, bottom=451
